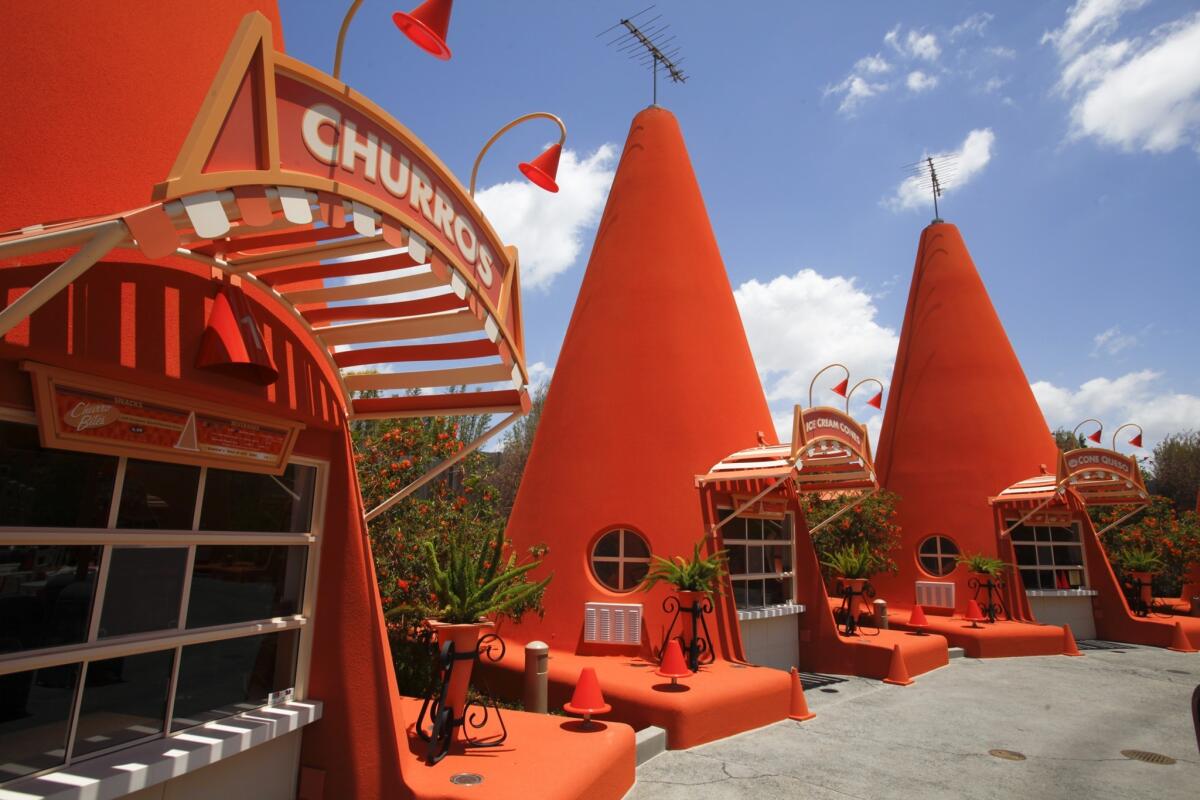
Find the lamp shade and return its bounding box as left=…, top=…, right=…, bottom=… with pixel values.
left=563, top=667, right=611, bottom=716
left=196, top=283, right=278, bottom=385
left=965, top=599, right=985, bottom=622
left=1129, top=433, right=1143, bottom=448
left=656, top=639, right=691, bottom=679
left=831, top=378, right=849, bottom=398
left=867, top=391, right=883, bottom=409
left=1087, top=428, right=1102, bottom=444
left=392, top=0, right=453, bottom=60
left=519, top=143, right=562, bottom=193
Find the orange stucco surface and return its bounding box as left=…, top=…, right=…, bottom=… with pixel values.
left=888, top=609, right=1065, bottom=658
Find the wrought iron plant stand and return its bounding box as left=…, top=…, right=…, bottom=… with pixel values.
left=968, top=575, right=1008, bottom=623
left=658, top=593, right=716, bottom=672
left=416, top=633, right=508, bottom=765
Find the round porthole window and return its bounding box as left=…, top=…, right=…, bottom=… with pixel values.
left=918, top=535, right=960, bottom=577
left=590, top=528, right=651, bottom=592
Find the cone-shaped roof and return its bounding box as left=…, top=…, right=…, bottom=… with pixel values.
left=505, top=106, right=774, bottom=651
left=873, top=222, right=1058, bottom=605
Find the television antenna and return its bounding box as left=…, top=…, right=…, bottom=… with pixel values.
left=904, top=154, right=959, bottom=222
left=598, top=6, right=687, bottom=105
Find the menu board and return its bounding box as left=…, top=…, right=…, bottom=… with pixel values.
left=25, top=362, right=302, bottom=475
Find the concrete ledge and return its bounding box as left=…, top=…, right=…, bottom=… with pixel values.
left=1026, top=589, right=1098, bottom=597
left=737, top=603, right=806, bottom=621
left=0, top=700, right=322, bottom=800
left=948, top=647, right=965, bottom=659
left=635, top=726, right=667, bottom=765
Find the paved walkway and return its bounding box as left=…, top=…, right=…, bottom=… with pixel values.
left=629, top=642, right=1200, bottom=799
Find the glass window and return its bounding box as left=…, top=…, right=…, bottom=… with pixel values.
left=721, top=510, right=795, bottom=610
left=589, top=529, right=652, bottom=592
left=0, top=663, right=80, bottom=781
left=918, top=535, right=960, bottom=577
left=98, top=547, right=188, bottom=638
left=0, top=421, right=117, bottom=528
left=199, top=463, right=317, bottom=533
left=0, top=545, right=103, bottom=655
left=116, top=459, right=200, bottom=530
left=1008, top=523, right=1087, bottom=590
left=171, top=630, right=299, bottom=731
left=73, top=650, right=174, bottom=757
left=187, top=545, right=307, bottom=628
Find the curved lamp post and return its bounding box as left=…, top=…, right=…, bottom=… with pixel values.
left=1073, top=418, right=1104, bottom=446
left=845, top=378, right=884, bottom=414
left=334, top=0, right=454, bottom=80
left=469, top=113, right=568, bottom=197
left=808, top=363, right=850, bottom=409
left=1112, top=422, right=1144, bottom=451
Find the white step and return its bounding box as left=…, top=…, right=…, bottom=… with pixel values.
left=636, top=725, right=668, bottom=764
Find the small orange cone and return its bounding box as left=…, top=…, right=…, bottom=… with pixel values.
left=1167, top=621, right=1198, bottom=653
left=964, top=599, right=986, bottom=628
left=788, top=667, right=816, bottom=721
left=909, top=604, right=929, bottom=634
left=882, top=644, right=913, bottom=686
left=1061, top=623, right=1083, bottom=656
left=656, top=640, right=692, bottom=685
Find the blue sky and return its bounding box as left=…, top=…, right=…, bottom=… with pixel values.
left=281, top=1, right=1200, bottom=450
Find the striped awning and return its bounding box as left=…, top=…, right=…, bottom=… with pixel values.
left=991, top=474, right=1064, bottom=506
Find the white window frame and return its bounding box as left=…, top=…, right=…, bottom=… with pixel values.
left=718, top=509, right=796, bottom=610
left=1007, top=519, right=1090, bottom=592
left=917, top=534, right=960, bottom=578
left=589, top=529, right=651, bottom=593
left=0, top=410, right=327, bottom=782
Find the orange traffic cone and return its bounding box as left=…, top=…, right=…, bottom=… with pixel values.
left=882, top=644, right=913, bottom=686
left=563, top=667, right=612, bottom=728
left=964, top=599, right=986, bottom=629
left=1061, top=624, right=1083, bottom=656
left=788, top=667, right=815, bottom=721
left=908, top=604, right=929, bottom=635
left=1167, top=621, right=1198, bottom=653
left=656, top=640, right=692, bottom=686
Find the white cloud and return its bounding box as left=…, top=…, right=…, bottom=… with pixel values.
left=981, top=76, right=1008, bottom=94
left=906, top=70, right=939, bottom=92
left=825, top=74, right=889, bottom=115
left=526, top=360, right=554, bottom=391
left=1045, top=3, right=1200, bottom=153
left=1091, top=325, right=1139, bottom=356
left=886, top=26, right=942, bottom=61
left=855, top=53, right=892, bottom=74
left=734, top=269, right=899, bottom=445
left=475, top=144, right=616, bottom=290
left=885, top=128, right=996, bottom=212
left=951, top=13, right=994, bottom=40
left=987, top=45, right=1017, bottom=59
left=1032, top=369, right=1200, bottom=452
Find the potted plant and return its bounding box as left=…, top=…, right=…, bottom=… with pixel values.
left=1119, top=548, right=1163, bottom=605
left=640, top=537, right=728, bottom=605
left=409, top=527, right=551, bottom=724
left=956, top=553, right=1008, bottom=580
left=822, top=544, right=879, bottom=619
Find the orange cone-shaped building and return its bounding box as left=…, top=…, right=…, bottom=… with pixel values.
left=872, top=222, right=1065, bottom=656
left=488, top=106, right=790, bottom=747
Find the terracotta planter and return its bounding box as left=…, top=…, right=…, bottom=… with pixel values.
left=1130, top=571, right=1155, bottom=605
left=840, top=577, right=868, bottom=619
left=426, top=619, right=493, bottom=720
left=675, top=589, right=707, bottom=611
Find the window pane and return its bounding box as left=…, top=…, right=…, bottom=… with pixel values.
left=764, top=577, right=786, bottom=606
left=622, top=532, right=649, bottom=559
left=746, top=519, right=763, bottom=540
left=727, top=544, right=746, bottom=576
left=199, top=463, right=316, bottom=533
left=1, top=545, right=102, bottom=654
left=171, top=631, right=299, bottom=731
left=593, top=560, right=619, bottom=591
left=919, top=537, right=940, bottom=554
left=116, top=459, right=200, bottom=530
left=1010, top=526, right=1034, bottom=542
left=1053, top=545, right=1083, bottom=567
left=593, top=532, right=620, bottom=557
left=745, top=580, right=764, bottom=608
left=624, top=561, right=649, bottom=590
left=1035, top=527, right=1051, bottom=543
left=746, top=545, right=764, bottom=575
left=0, top=663, right=79, bottom=781
left=187, top=545, right=307, bottom=628
left=762, top=519, right=787, bottom=540
left=1038, top=570, right=1055, bottom=590
left=1020, top=569, right=1038, bottom=590
left=0, top=421, right=117, bottom=528
left=73, top=650, right=173, bottom=756
left=1050, top=526, right=1078, bottom=542
left=733, top=580, right=749, bottom=609
left=1015, top=545, right=1037, bottom=566
left=766, top=545, right=791, bottom=574
left=98, top=547, right=187, bottom=638
left=919, top=555, right=941, bottom=575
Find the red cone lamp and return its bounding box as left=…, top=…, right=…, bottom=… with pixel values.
left=1087, top=428, right=1102, bottom=444
left=867, top=391, right=883, bottom=409
left=964, top=599, right=986, bottom=629
left=831, top=378, right=849, bottom=398
left=393, top=0, right=453, bottom=60
left=656, top=640, right=692, bottom=686
left=1129, top=433, right=1142, bottom=448
left=519, top=143, right=562, bottom=193
left=563, top=667, right=611, bottom=728
left=908, top=604, right=929, bottom=634
left=196, top=283, right=278, bottom=385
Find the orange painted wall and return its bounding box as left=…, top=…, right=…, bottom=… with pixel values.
left=873, top=223, right=1060, bottom=610
left=502, top=107, right=776, bottom=657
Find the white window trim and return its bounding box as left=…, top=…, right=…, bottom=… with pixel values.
left=719, top=509, right=796, bottom=611
left=1007, top=520, right=1091, bottom=591
left=0, top=417, right=329, bottom=785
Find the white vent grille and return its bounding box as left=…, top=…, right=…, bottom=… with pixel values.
left=584, top=602, right=643, bottom=645
left=915, top=581, right=955, bottom=609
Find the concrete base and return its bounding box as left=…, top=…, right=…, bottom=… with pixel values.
left=1028, top=594, right=1097, bottom=639
left=635, top=726, right=667, bottom=765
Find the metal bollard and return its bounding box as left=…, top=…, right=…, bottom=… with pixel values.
left=523, top=641, right=549, bottom=713
left=873, top=598, right=889, bottom=629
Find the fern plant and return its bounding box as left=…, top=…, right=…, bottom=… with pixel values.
left=640, top=538, right=727, bottom=596
left=821, top=544, right=879, bottom=579
left=1119, top=547, right=1163, bottom=573
left=956, top=553, right=1008, bottom=577
left=390, top=527, right=551, bottom=625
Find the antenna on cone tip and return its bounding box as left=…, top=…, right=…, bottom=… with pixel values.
left=904, top=153, right=959, bottom=223
left=1073, top=418, right=1103, bottom=447
left=599, top=5, right=687, bottom=106
left=808, top=363, right=850, bottom=409
left=1112, top=422, right=1143, bottom=451
left=846, top=378, right=885, bottom=414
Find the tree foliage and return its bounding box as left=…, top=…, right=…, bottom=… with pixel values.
left=1145, top=430, right=1200, bottom=514
left=1052, top=427, right=1083, bottom=453
left=799, top=489, right=902, bottom=581
left=1092, top=495, right=1200, bottom=596
left=491, top=384, right=547, bottom=516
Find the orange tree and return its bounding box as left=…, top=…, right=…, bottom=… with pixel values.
left=798, top=489, right=902, bottom=583
left=1092, top=495, right=1200, bottom=597
left=352, top=398, right=547, bottom=697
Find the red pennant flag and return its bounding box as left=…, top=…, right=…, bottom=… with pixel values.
left=1087, top=429, right=1102, bottom=444
left=831, top=378, right=849, bottom=397
left=867, top=391, right=883, bottom=409
left=1129, top=433, right=1143, bottom=448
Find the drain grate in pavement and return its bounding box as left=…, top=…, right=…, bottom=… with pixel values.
left=1076, top=640, right=1127, bottom=652
left=800, top=672, right=848, bottom=690
left=988, top=749, right=1026, bottom=761
left=1121, top=750, right=1176, bottom=765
